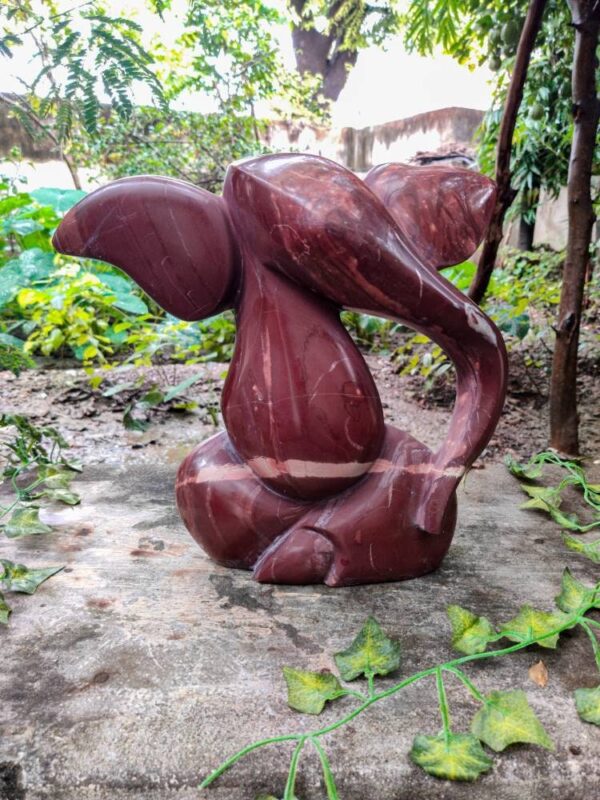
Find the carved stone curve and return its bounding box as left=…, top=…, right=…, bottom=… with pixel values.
left=53, top=153, right=508, bottom=586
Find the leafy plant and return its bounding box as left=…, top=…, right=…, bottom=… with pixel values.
left=1, top=0, right=165, bottom=189
left=0, top=180, right=237, bottom=369
left=99, top=371, right=215, bottom=432
left=201, top=569, right=600, bottom=796
left=506, top=450, right=600, bottom=533
left=0, top=558, right=63, bottom=624
left=0, top=332, right=35, bottom=375
left=0, top=414, right=81, bottom=537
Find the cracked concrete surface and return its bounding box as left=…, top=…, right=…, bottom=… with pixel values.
left=0, top=462, right=599, bottom=800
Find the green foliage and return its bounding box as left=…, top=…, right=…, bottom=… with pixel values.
left=291, top=0, right=401, bottom=53
left=75, top=106, right=270, bottom=193
left=98, top=371, right=217, bottom=432
left=507, top=450, right=600, bottom=533
left=0, top=180, right=237, bottom=367
left=334, top=616, right=401, bottom=681
left=563, top=534, right=600, bottom=564
left=0, top=332, right=35, bottom=375
left=283, top=668, right=344, bottom=715
left=0, top=558, right=63, bottom=625
left=201, top=568, right=600, bottom=793
left=410, top=732, right=493, bottom=781
left=447, top=605, right=495, bottom=655
left=0, top=414, right=81, bottom=541
left=499, top=605, right=566, bottom=649
left=1, top=1, right=164, bottom=142
left=0, top=592, right=10, bottom=624
left=2, top=506, right=53, bottom=539
left=81, top=0, right=326, bottom=191
left=0, top=559, right=62, bottom=594
left=393, top=251, right=563, bottom=396
left=470, top=690, right=553, bottom=752
left=555, top=567, right=600, bottom=614
left=574, top=686, right=600, bottom=726
left=398, top=0, right=591, bottom=228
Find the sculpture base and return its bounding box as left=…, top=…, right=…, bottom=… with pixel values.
left=176, top=426, right=457, bottom=587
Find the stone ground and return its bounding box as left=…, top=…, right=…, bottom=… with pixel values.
left=1, top=460, right=599, bottom=800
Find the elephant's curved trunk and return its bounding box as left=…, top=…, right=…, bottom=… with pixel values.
left=223, top=154, right=507, bottom=534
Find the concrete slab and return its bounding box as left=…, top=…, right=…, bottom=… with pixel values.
left=0, top=462, right=598, bottom=800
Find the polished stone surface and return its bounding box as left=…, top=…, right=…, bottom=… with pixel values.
left=53, top=154, right=507, bottom=586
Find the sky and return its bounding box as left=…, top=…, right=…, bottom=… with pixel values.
left=2, top=0, right=493, bottom=129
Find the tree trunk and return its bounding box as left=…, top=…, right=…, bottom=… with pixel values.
left=517, top=214, right=536, bottom=250
left=289, top=0, right=358, bottom=102
left=549, top=0, right=600, bottom=455
left=517, top=177, right=541, bottom=250
left=468, top=0, right=548, bottom=303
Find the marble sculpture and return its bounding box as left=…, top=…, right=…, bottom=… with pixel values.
left=53, top=153, right=508, bottom=586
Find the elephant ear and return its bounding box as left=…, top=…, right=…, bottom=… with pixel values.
left=364, top=163, right=496, bottom=270
left=52, top=176, right=240, bottom=321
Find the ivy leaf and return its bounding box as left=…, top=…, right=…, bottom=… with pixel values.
left=519, top=484, right=563, bottom=513
left=517, top=483, right=584, bottom=530
left=546, top=506, right=585, bottom=531
left=447, top=605, right=495, bottom=655
left=0, top=591, right=11, bottom=624
left=410, top=732, right=493, bottom=781
left=499, top=605, right=566, bottom=649
left=39, top=486, right=80, bottom=505
left=555, top=568, right=600, bottom=614
left=471, top=690, right=554, bottom=752
left=0, top=559, right=63, bottom=594
left=282, top=668, right=343, bottom=715
left=505, top=455, right=544, bottom=481
left=2, top=507, right=53, bottom=538
left=563, top=534, right=600, bottom=564
left=334, top=616, right=401, bottom=681
left=574, top=686, right=600, bottom=726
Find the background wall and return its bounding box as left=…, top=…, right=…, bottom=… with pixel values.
left=0, top=101, right=577, bottom=251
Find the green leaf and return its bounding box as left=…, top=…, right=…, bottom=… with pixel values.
left=555, top=568, right=599, bottom=613
left=0, top=559, right=63, bottom=594
left=519, top=484, right=563, bottom=513
left=505, top=455, right=544, bottom=481
left=40, top=486, right=81, bottom=505
left=102, top=381, right=135, bottom=397
left=140, top=387, right=165, bottom=406
left=0, top=591, right=11, bottom=624
left=334, top=616, right=401, bottom=681
left=410, top=732, right=493, bottom=781
left=30, top=187, right=86, bottom=213
left=37, top=464, right=81, bottom=505
left=447, top=605, right=495, bottom=654
left=2, top=507, right=53, bottom=538
left=499, top=605, right=566, bottom=649
left=123, top=403, right=149, bottom=432
left=113, top=294, right=149, bottom=315
left=282, top=667, right=343, bottom=715
left=574, top=686, right=600, bottom=726
left=163, top=373, right=202, bottom=402
left=471, top=690, right=554, bottom=752
left=563, top=534, right=600, bottom=564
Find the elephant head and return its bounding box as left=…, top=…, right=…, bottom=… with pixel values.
left=53, top=153, right=507, bottom=585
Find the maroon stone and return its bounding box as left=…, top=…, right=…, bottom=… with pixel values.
left=53, top=153, right=507, bottom=587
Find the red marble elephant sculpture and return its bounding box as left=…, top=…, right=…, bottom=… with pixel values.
left=53, top=153, right=507, bottom=586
